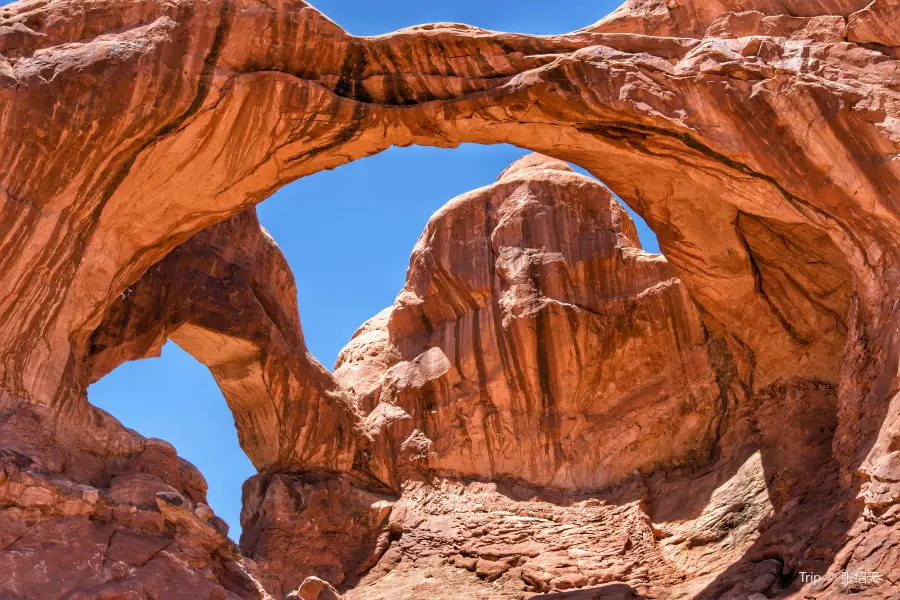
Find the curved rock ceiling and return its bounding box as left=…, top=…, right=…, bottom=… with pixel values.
left=1, top=0, right=899, bottom=598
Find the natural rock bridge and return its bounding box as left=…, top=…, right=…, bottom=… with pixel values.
left=0, top=0, right=898, bottom=597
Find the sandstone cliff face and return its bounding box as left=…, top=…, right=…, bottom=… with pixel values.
left=1, top=0, right=900, bottom=598
left=593, top=0, right=874, bottom=38
left=331, top=157, right=852, bottom=600
left=336, top=154, right=723, bottom=491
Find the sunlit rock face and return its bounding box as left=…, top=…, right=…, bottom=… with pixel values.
left=330, top=157, right=849, bottom=600
left=336, top=154, right=723, bottom=490
left=2, top=0, right=900, bottom=597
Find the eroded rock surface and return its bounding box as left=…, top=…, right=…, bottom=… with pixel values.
left=337, top=154, right=723, bottom=491
left=329, top=158, right=860, bottom=599
left=86, top=209, right=373, bottom=478
left=1, top=0, right=900, bottom=598
left=84, top=208, right=394, bottom=598
left=0, top=423, right=271, bottom=599
left=240, top=473, right=394, bottom=597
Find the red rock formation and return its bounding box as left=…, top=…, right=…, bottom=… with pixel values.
left=337, top=153, right=723, bottom=490
left=593, top=0, right=874, bottom=37
left=0, top=419, right=271, bottom=599
left=286, top=576, right=342, bottom=600
left=85, top=209, right=372, bottom=477
left=332, top=156, right=851, bottom=599
left=84, top=209, right=394, bottom=598
left=1, top=0, right=900, bottom=597
left=241, top=473, right=392, bottom=597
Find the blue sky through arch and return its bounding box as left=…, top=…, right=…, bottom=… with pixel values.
left=84, top=1, right=656, bottom=539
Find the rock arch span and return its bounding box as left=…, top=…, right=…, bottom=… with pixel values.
left=1, top=0, right=899, bottom=597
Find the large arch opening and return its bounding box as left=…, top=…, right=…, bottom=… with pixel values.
left=258, top=143, right=660, bottom=369
left=83, top=140, right=662, bottom=539
left=308, top=0, right=621, bottom=37
left=72, top=113, right=860, bottom=600
left=82, top=142, right=699, bottom=597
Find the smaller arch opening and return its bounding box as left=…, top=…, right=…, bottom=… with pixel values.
left=87, top=341, right=255, bottom=540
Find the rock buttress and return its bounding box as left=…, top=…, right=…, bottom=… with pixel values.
left=337, top=154, right=723, bottom=491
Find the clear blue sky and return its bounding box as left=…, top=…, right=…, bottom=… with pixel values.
left=76, top=1, right=653, bottom=540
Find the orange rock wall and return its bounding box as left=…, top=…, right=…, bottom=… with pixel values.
left=338, top=155, right=724, bottom=491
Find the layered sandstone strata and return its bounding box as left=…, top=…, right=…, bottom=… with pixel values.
left=1, top=0, right=900, bottom=598
left=336, top=154, right=723, bottom=491
left=331, top=156, right=852, bottom=599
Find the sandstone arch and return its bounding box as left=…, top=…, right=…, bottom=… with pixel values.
left=0, top=0, right=875, bottom=407
left=83, top=208, right=377, bottom=478
left=2, top=0, right=900, bottom=597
